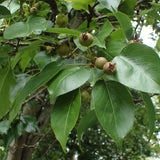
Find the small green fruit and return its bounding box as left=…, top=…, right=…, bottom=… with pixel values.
left=103, top=62, right=116, bottom=75
left=30, top=7, right=37, bottom=14
left=56, top=44, right=69, bottom=56
left=81, top=90, right=89, bottom=103
left=55, top=14, right=68, bottom=27
left=79, top=32, right=93, bottom=47
left=95, top=57, right=108, bottom=69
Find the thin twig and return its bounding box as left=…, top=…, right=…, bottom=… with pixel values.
left=20, top=0, right=24, bottom=21
left=22, top=87, right=47, bottom=105
left=72, top=52, right=91, bottom=61
left=133, top=93, right=159, bottom=104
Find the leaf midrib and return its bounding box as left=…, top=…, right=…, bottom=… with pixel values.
left=105, top=82, right=119, bottom=138
left=119, top=55, right=160, bottom=86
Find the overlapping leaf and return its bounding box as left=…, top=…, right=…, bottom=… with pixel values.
left=0, top=68, right=15, bottom=119
left=98, top=0, right=121, bottom=12
left=4, top=16, right=48, bottom=39
left=0, top=5, right=11, bottom=19
left=77, top=110, right=98, bottom=150
left=48, top=67, right=90, bottom=103
left=92, top=20, right=113, bottom=48
left=9, top=61, right=64, bottom=122
left=92, top=80, right=134, bottom=147
left=115, top=11, right=133, bottom=40
left=111, top=43, right=160, bottom=93
left=141, top=92, right=155, bottom=139
left=51, top=89, right=81, bottom=152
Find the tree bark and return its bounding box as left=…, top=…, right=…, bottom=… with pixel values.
left=7, top=102, right=54, bottom=160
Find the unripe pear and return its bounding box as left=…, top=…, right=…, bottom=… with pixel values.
left=79, top=32, right=93, bottom=47
left=55, top=14, right=68, bottom=27
left=56, top=44, right=69, bottom=56
left=95, top=57, right=108, bottom=69
left=103, top=62, right=116, bottom=75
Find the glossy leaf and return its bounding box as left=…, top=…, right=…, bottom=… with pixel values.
left=88, top=68, right=104, bottom=86
left=27, top=16, right=48, bottom=34
left=141, top=92, right=155, bottom=139
left=0, top=68, right=15, bottom=119
left=10, top=74, right=30, bottom=103
left=92, top=81, right=134, bottom=147
left=108, top=29, right=126, bottom=42
left=51, top=89, right=81, bottom=152
left=46, top=28, right=81, bottom=37
left=48, top=67, right=90, bottom=103
left=106, top=40, right=127, bottom=57
left=0, top=5, right=11, bottom=19
left=92, top=20, right=113, bottom=48
left=112, top=43, right=160, bottom=93
left=34, top=51, right=53, bottom=70
left=4, top=22, right=29, bottom=39
left=4, top=16, right=48, bottom=39
left=115, top=11, right=133, bottom=40
left=98, top=0, right=121, bottom=11
left=77, top=110, right=98, bottom=150
left=9, top=61, right=64, bottom=122
left=2, top=0, right=20, bottom=14
left=119, top=0, right=137, bottom=15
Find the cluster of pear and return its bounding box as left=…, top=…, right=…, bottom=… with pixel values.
left=54, top=14, right=116, bottom=74
left=95, top=57, right=116, bottom=75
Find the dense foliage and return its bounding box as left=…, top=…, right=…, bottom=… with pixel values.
left=0, top=0, right=160, bottom=159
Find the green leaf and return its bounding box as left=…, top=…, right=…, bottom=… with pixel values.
left=92, top=20, right=113, bottom=48
left=92, top=81, right=134, bottom=147
left=72, top=0, right=93, bottom=11
left=0, top=5, right=11, bottom=19
left=23, top=115, right=38, bottom=133
left=111, top=43, right=160, bottom=93
left=88, top=68, right=104, bottom=86
left=105, top=40, right=127, bottom=57
left=0, top=68, right=15, bottom=120
left=4, top=16, right=48, bottom=39
left=156, top=37, right=160, bottom=51
left=0, top=120, right=9, bottom=134
left=98, top=0, right=121, bottom=12
left=27, top=15, right=48, bottom=34
left=141, top=92, right=155, bottom=139
left=119, top=0, right=137, bottom=15
left=115, top=11, right=133, bottom=40
left=4, top=22, right=29, bottom=39
left=46, top=28, right=81, bottom=37
left=10, top=74, right=30, bottom=103
left=48, top=67, right=90, bottom=103
left=11, top=40, right=44, bottom=69
left=2, top=0, right=20, bottom=14
left=34, top=51, right=53, bottom=70
left=9, top=61, right=64, bottom=122
left=108, top=29, right=126, bottom=42
left=51, top=89, right=81, bottom=152
left=77, top=110, right=98, bottom=151
left=0, top=46, right=13, bottom=57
